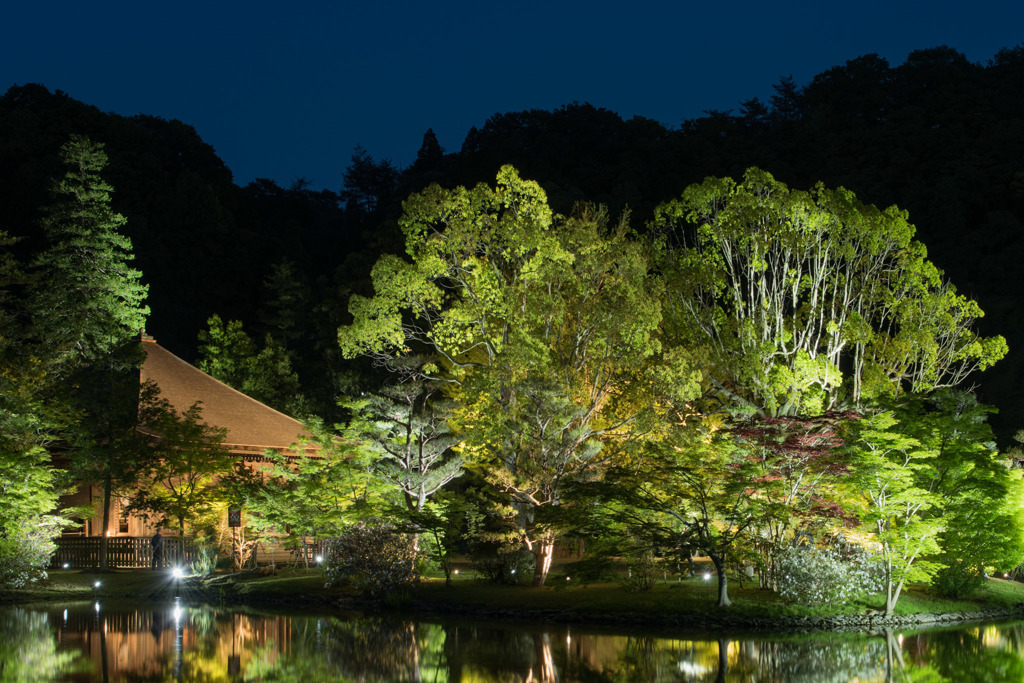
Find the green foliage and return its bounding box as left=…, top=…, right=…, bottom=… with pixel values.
left=0, top=377, right=67, bottom=587
left=322, top=520, right=420, bottom=598
left=242, top=419, right=392, bottom=558
left=453, top=483, right=531, bottom=585
left=400, top=490, right=473, bottom=585
left=189, top=538, right=221, bottom=576
left=341, top=368, right=463, bottom=514
left=653, top=168, right=1005, bottom=416
left=197, top=314, right=305, bottom=416
left=0, top=509, right=62, bottom=588
left=842, top=410, right=945, bottom=615
left=576, top=416, right=768, bottom=607
left=896, top=391, right=1024, bottom=596
left=29, top=135, right=148, bottom=367
left=0, top=232, right=75, bottom=586
left=931, top=562, right=986, bottom=599
left=341, top=168, right=699, bottom=585
left=128, top=401, right=236, bottom=535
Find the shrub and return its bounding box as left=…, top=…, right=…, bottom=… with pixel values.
left=932, top=561, right=985, bottom=598
left=472, top=547, right=534, bottom=585
left=190, top=539, right=220, bottom=576
left=775, top=545, right=884, bottom=606
left=622, top=552, right=659, bottom=592
left=0, top=517, right=59, bottom=588
left=322, top=522, right=420, bottom=598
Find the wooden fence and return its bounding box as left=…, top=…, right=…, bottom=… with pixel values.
left=52, top=537, right=196, bottom=569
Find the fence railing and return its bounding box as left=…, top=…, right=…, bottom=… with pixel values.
left=52, top=537, right=196, bottom=569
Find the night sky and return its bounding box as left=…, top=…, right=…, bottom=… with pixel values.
left=4, top=0, right=1023, bottom=191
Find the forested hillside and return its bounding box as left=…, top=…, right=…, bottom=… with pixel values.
left=2, top=44, right=1022, bottom=438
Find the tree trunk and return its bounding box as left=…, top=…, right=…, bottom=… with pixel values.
left=708, top=550, right=731, bottom=607
left=716, top=638, right=728, bottom=683
left=178, top=517, right=186, bottom=568
left=884, top=576, right=904, bottom=617
left=531, top=536, right=555, bottom=587
left=99, top=477, right=112, bottom=570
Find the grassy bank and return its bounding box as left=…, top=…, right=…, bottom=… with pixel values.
left=5, top=566, right=1024, bottom=623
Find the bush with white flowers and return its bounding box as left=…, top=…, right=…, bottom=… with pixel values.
left=775, top=545, right=884, bottom=606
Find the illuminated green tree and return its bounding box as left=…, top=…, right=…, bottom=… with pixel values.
left=578, top=414, right=766, bottom=607
left=340, top=168, right=698, bottom=585
left=899, top=391, right=1024, bottom=596
left=842, top=410, right=944, bottom=615
left=0, top=231, right=73, bottom=586
left=652, top=168, right=1006, bottom=416
left=244, top=419, right=391, bottom=559
left=129, top=402, right=235, bottom=541
left=342, top=367, right=463, bottom=514
left=196, top=314, right=304, bottom=416
left=29, top=135, right=148, bottom=367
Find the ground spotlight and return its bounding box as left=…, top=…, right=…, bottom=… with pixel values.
left=315, top=555, right=323, bottom=564
left=172, top=566, right=184, bottom=579
left=703, top=573, right=711, bottom=581
left=62, top=562, right=70, bottom=569
left=93, top=580, right=102, bottom=588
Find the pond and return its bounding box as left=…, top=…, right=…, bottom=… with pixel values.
left=3, top=600, right=1024, bottom=682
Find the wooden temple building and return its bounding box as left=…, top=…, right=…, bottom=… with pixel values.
left=62, top=336, right=312, bottom=539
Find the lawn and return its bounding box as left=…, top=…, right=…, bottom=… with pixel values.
left=7, top=566, right=1024, bottom=623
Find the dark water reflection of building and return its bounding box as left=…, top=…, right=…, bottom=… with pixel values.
left=7, top=602, right=1024, bottom=682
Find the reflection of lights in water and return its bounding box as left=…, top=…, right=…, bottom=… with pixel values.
left=898, top=633, right=903, bottom=646
left=679, top=661, right=711, bottom=675
left=174, top=598, right=184, bottom=681
left=94, top=602, right=100, bottom=613
left=94, top=580, right=102, bottom=588
left=983, top=625, right=1003, bottom=648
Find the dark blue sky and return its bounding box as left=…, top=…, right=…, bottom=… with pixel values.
left=5, top=1, right=1022, bottom=190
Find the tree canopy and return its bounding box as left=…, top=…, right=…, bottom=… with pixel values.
left=653, top=168, right=1006, bottom=417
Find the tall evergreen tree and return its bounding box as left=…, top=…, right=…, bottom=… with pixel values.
left=27, top=135, right=149, bottom=568
left=30, top=134, right=148, bottom=368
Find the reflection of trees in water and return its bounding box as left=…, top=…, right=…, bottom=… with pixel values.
left=902, top=622, right=1024, bottom=682
left=15, top=604, right=1024, bottom=682
left=281, top=615, right=443, bottom=681
left=753, top=636, right=887, bottom=683
left=0, top=609, right=84, bottom=681
left=442, top=624, right=558, bottom=682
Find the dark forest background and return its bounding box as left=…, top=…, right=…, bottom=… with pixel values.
left=3, top=44, right=1023, bottom=442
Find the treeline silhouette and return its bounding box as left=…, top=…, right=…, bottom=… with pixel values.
left=2, top=43, right=1022, bottom=437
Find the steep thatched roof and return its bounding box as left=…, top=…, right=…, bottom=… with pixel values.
left=139, top=338, right=312, bottom=457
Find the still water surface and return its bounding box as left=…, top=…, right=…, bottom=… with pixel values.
left=3, top=600, right=1024, bottom=682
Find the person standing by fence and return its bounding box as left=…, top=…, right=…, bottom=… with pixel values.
left=151, top=530, right=164, bottom=569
